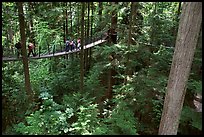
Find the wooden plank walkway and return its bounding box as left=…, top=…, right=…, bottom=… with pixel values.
left=2, top=39, right=106, bottom=61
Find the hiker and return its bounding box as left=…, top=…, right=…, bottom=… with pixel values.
left=69, top=40, right=75, bottom=51
left=77, top=38, right=81, bottom=50
left=65, top=39, right=70, bottom=52
left=27, top=42, right=36, bottom=57
left=14, top=41, right=22, bottom=58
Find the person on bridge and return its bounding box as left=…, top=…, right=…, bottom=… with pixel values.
left=69, top=40, right=75, bottom=51
left=77, top=38, right=81, bottom=50
left=65, top=39, right=70, bottom=52
left=104, top=28, right=117, bottom=44
left=14, top=41, right=22, bottom=58
left=28, top=42, right=36, bottom=57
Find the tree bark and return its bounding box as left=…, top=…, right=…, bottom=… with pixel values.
left=173, top=2, right=182, bottom=45
left=111, top=2, right=118, bottom=31
left=89, top=2, right=94, bottom=69
left=158, top=2, right=202, bottom=135
left=84, top=2, right=90, bottom=72
left=77, top=3, right=80, bottom=37
left=70, top=2, right=72, bottom=34
left=28, top=2, right=36, bottom=53
left=65, top=3, right=68, bottom=39
left=80, top=2, right=85, bottom=91
left=99, top=2, right=102, bottom=23
left=17, top=2, right=33, bottom=101
left=124, top=2, right=136, bottom=84
left=98, top=2, right=103, bottom=31
left=106, top=2, right=118, bottom=99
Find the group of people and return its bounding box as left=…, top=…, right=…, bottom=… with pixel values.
left=64, top=38, right=81, bottom=52
left=15, top=41, right=36, bottom=58
left=14, top=29, right=116, bottom=58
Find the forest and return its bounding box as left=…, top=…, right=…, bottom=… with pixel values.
left=2, top=2, right=202, bottom=135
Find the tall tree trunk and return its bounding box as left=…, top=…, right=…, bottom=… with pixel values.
left=63, top=16, right=66, bottom=43
left=77, top=3, right=80, bottom=37
left=87, top=2, right=90, bottom=38
left=158, top=2, right=202, bottom=135
left=65, top=3, right=68, bottom=39
left=8, top=24, right=13, bottom=54
left=111, top=2, right=118, bottom=31
left=84, top=3, right=87, bottom=72
left=106, top=2, right=118, bottom=99
left=173, top=2, right=182, bottom=46
left=80, top=2, right=85, bottom=91
left=124, top=2, right=135, bottom=84
left=91, top=2, right=94, bottom=39
left=17, top=2, right=33, bottom=101
left=70, top=2, right=72, bottom=34
left=85, top=2, right=90, bottom=71
left=98, top=2, right=103, bottom=31
left=28, top=2, right=36, bottom=53
left=84, top=3, right=87, bottom=39
left=150, top=2, right=157, bottom=50
left=89, top=2, right=94, bottom=68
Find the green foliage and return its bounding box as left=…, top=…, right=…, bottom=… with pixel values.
left=29, top=59, right=53, bottom=95
left=2, top=2, right=202, bottom=135
left=101, top=101, right=138, bottom=135
left=70, top=104, right=100, bottom=135
left=180, top=106, right=202, bottom=132
left=62, top=92, right=101, bottom=135
left=84, top=62, right=106, bottom=98
left=2, top=62, right=30, bottom=133
left=187, top=79, right=202, bottom=94
left=14, top=91, right=74, bottom=135
left=49, top=58, right=80, bottom=97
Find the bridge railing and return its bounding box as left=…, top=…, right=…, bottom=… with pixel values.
left=37, top=32, right=106, bottom=56
left=2, top=29, right=108, bottom=59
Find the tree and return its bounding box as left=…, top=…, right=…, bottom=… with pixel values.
left=17, top=2, right=33, bottom=101
left=65, top=2, right=68, bottom=39
left=80, top=2, right=85, bottom=91
left=106, top=2, right=118, bottom=99
left=158, top=2, right=202, bottom=135
left=124, top=2, right=134, bottom=84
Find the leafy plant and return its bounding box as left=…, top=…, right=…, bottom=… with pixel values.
left=14, top=91, right=74, bottom=135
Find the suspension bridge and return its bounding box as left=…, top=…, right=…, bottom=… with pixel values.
left=2, top=32, right=109, bottom=62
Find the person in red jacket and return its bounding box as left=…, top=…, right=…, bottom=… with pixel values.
left=27, top=42, right=36, bottom=57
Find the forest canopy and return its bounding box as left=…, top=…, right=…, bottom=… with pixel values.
left=2, top=2, right=202, bottom=135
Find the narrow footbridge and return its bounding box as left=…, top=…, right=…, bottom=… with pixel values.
left=2, top=33, right=108, bottom=61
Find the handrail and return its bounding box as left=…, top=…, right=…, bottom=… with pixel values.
left=2, top=29, right=109, bottom=60
left=2, top=39, right=107, bottom=61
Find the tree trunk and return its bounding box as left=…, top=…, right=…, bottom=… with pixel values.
left=89, top=2, right=94, bottom=69
left=65, top=3, right=68, bottom=39
left=17, top=2, right=33, bottom=101
left=106, top=2, right=118, bottom=99
left=158, top=2, right=202, bottom=135
left=70, top=2, right=72, bottom=34
left=77, top=3, right=80, bottom=37
left=111, top=2, right=118, bottom=31
left=80, top=2, right=85, bottom=91
left=124, top=2, right=135, bottom=84
left=85, top=2, right=90, bottom=72
left=63, top=19, right=66, bottom=43
left=173, top=2, right=182, bottom=45
left=150, top=2, right=157, bottom=50
left=98, top=2, right=103, bottom=31
left=87, top=2, right=90, bottom=38
left=28, top=2, right=36, bottom=53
